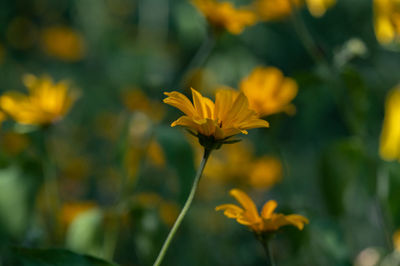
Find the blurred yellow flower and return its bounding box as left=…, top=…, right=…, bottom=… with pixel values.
left=200, top=141, right=282, bottom=189
left=240, top=67, right=298, bottom=117
left=192, top=0, right=258, bottom=34
left=41, top=26, right=86, bottom=62
left=0, top=132, right=30, bottom=155
left=59, top=201, right=97, bottom=228
left=135, top=193, right=179, bottom=227
left=380, top=87, right=400, bottom=161
left=0, top=74, right=77, bottom=126
left=374, top=0, right=400, bottom=45
left=394, top=229, right=400, bottom=251
left=122, top=89, right=165, bottom=121
left=249, top=157, right=283, bottom=189
left=305, top=0, right=336, bottom=17
left=163, top=88, right=269, bottom=143
left=216, top=189, right=308, bottom=233
left=253, top=0, right=302, bottom=21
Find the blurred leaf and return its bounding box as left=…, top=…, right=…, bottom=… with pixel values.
left=11, top=247, right=117, bottom=266
left=340, top=67, right=369, bottom=137
left=65, top=208, right=105, bottom=259
left=319, top=138, right=375, bottom=216
left=0, top=164, right=41, bottom=238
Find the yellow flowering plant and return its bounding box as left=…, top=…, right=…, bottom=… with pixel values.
left=0, top=74, right=77, bottom=126
left=192, top=0, right=258, bottom=35
left=240, top=66, right=298, bottom=117
left=216, top=189, right=308, bottom=264
left=164, top=87, right=269, bottom=150
left=154, top=87, right=269, bottom=266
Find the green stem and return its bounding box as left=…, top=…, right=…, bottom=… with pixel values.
left=153, top=148, right=212, bottom=266
left=40, top=127, right=61, bottom=242
left=375, top=165, right=393, bottom=251
left=256, top=233, right=275, bottom=266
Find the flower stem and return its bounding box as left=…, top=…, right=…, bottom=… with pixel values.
left=256, top=233, right=275, bottom=266
left=153, top=148, right=212, bottom=266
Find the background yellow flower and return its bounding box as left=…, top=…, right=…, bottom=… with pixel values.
left=192, top=0, right=258, bottom=34
left=216, top=189, right=308, bottom=233
left=240, top=66, right=298, bottom=117
left=0, top=74, right=77, bottom=126
left=380, top=86, right=400, bottom=161
left=374, top=0, right=400, bottom=45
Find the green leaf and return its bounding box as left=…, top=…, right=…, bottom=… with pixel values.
left=10, top=247, right=117, bottom=266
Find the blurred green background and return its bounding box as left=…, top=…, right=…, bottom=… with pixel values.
left=0, top=0, right=400, bottom=265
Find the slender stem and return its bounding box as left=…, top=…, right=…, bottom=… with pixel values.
left=153, top=148, right=212, bottom=266
left=171, top=32, right=216, bottom=89
left=256, top=233, right=275, bottom=266
left=40, top=127, right=61, bottom=242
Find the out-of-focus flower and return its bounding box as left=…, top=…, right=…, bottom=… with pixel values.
left=305, top=0, right=336, bottom=17
left=41, top=26, right=86, bottom=62
left=159, top=202, right=179, bottom=227
left=164, top=88, right=269, bottom=148
left=6, top=17, right=37, bottom=50
left=147, top=140, right=166, bottom=167
left=253, top=0, right=302, bottom=21
left=240, top=67, right=298, bottom=117
left=394, top=229, right=400, bottom=251
left=122, top=89, right=165, bottom=121
left=59, top=201, right=97, bottom=229
left=249, top=157, right=283, bottom=189
left=195, top=140, right=282, bottom=189
left=134, top=193, right=179, bottom=227
left=334, top=38, right=368, bottom=67
left=0, top=132, right=30, bottom=155
left=374, top=0, right=400, bottom=45
left=0, top=74, right=77, bottom=126
left=192, top=0, right=258, bottom=34
left=354, top=248, right=381, bottom=266
left=216, top=189, right=308, bottom=233
left=380, top=87, right=400, bottom=161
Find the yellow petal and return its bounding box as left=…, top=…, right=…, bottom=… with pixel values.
left=261, top=200, right=278, bottom=219
left=163, top=91, right=197, bottom=117
left=229, top=189, right=261, bottom=222
left=284, top=214, right=309, bottom=230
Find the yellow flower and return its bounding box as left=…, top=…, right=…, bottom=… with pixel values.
left=59, top=201, right=97, bottom=229
left=394, top=229, right=400, bottom=251
left=163, top=88, right=269, bottom=144
left=380, top=87, right=400, bottom=161
left=122, top=89, right=165, bottom=121
left=249, top=157, right=282, bottom=189
left=0, top=74, right=77, bottom=126
left=216, top=189, right=308, bottom=233
left=0, top=111, right=6, bottom=126
left=253, top=0, right=302, bottom=21
left=374, top=0, right=400, bottom=45
left=192, top=0, right=258, bottom=34
left=41, top=26, right=86, bottom=62
left=305, top=0, right=336, bottom=17
left=240, top=67, right=298, bottom=117
left=198, top=140, right=282, bottom=189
